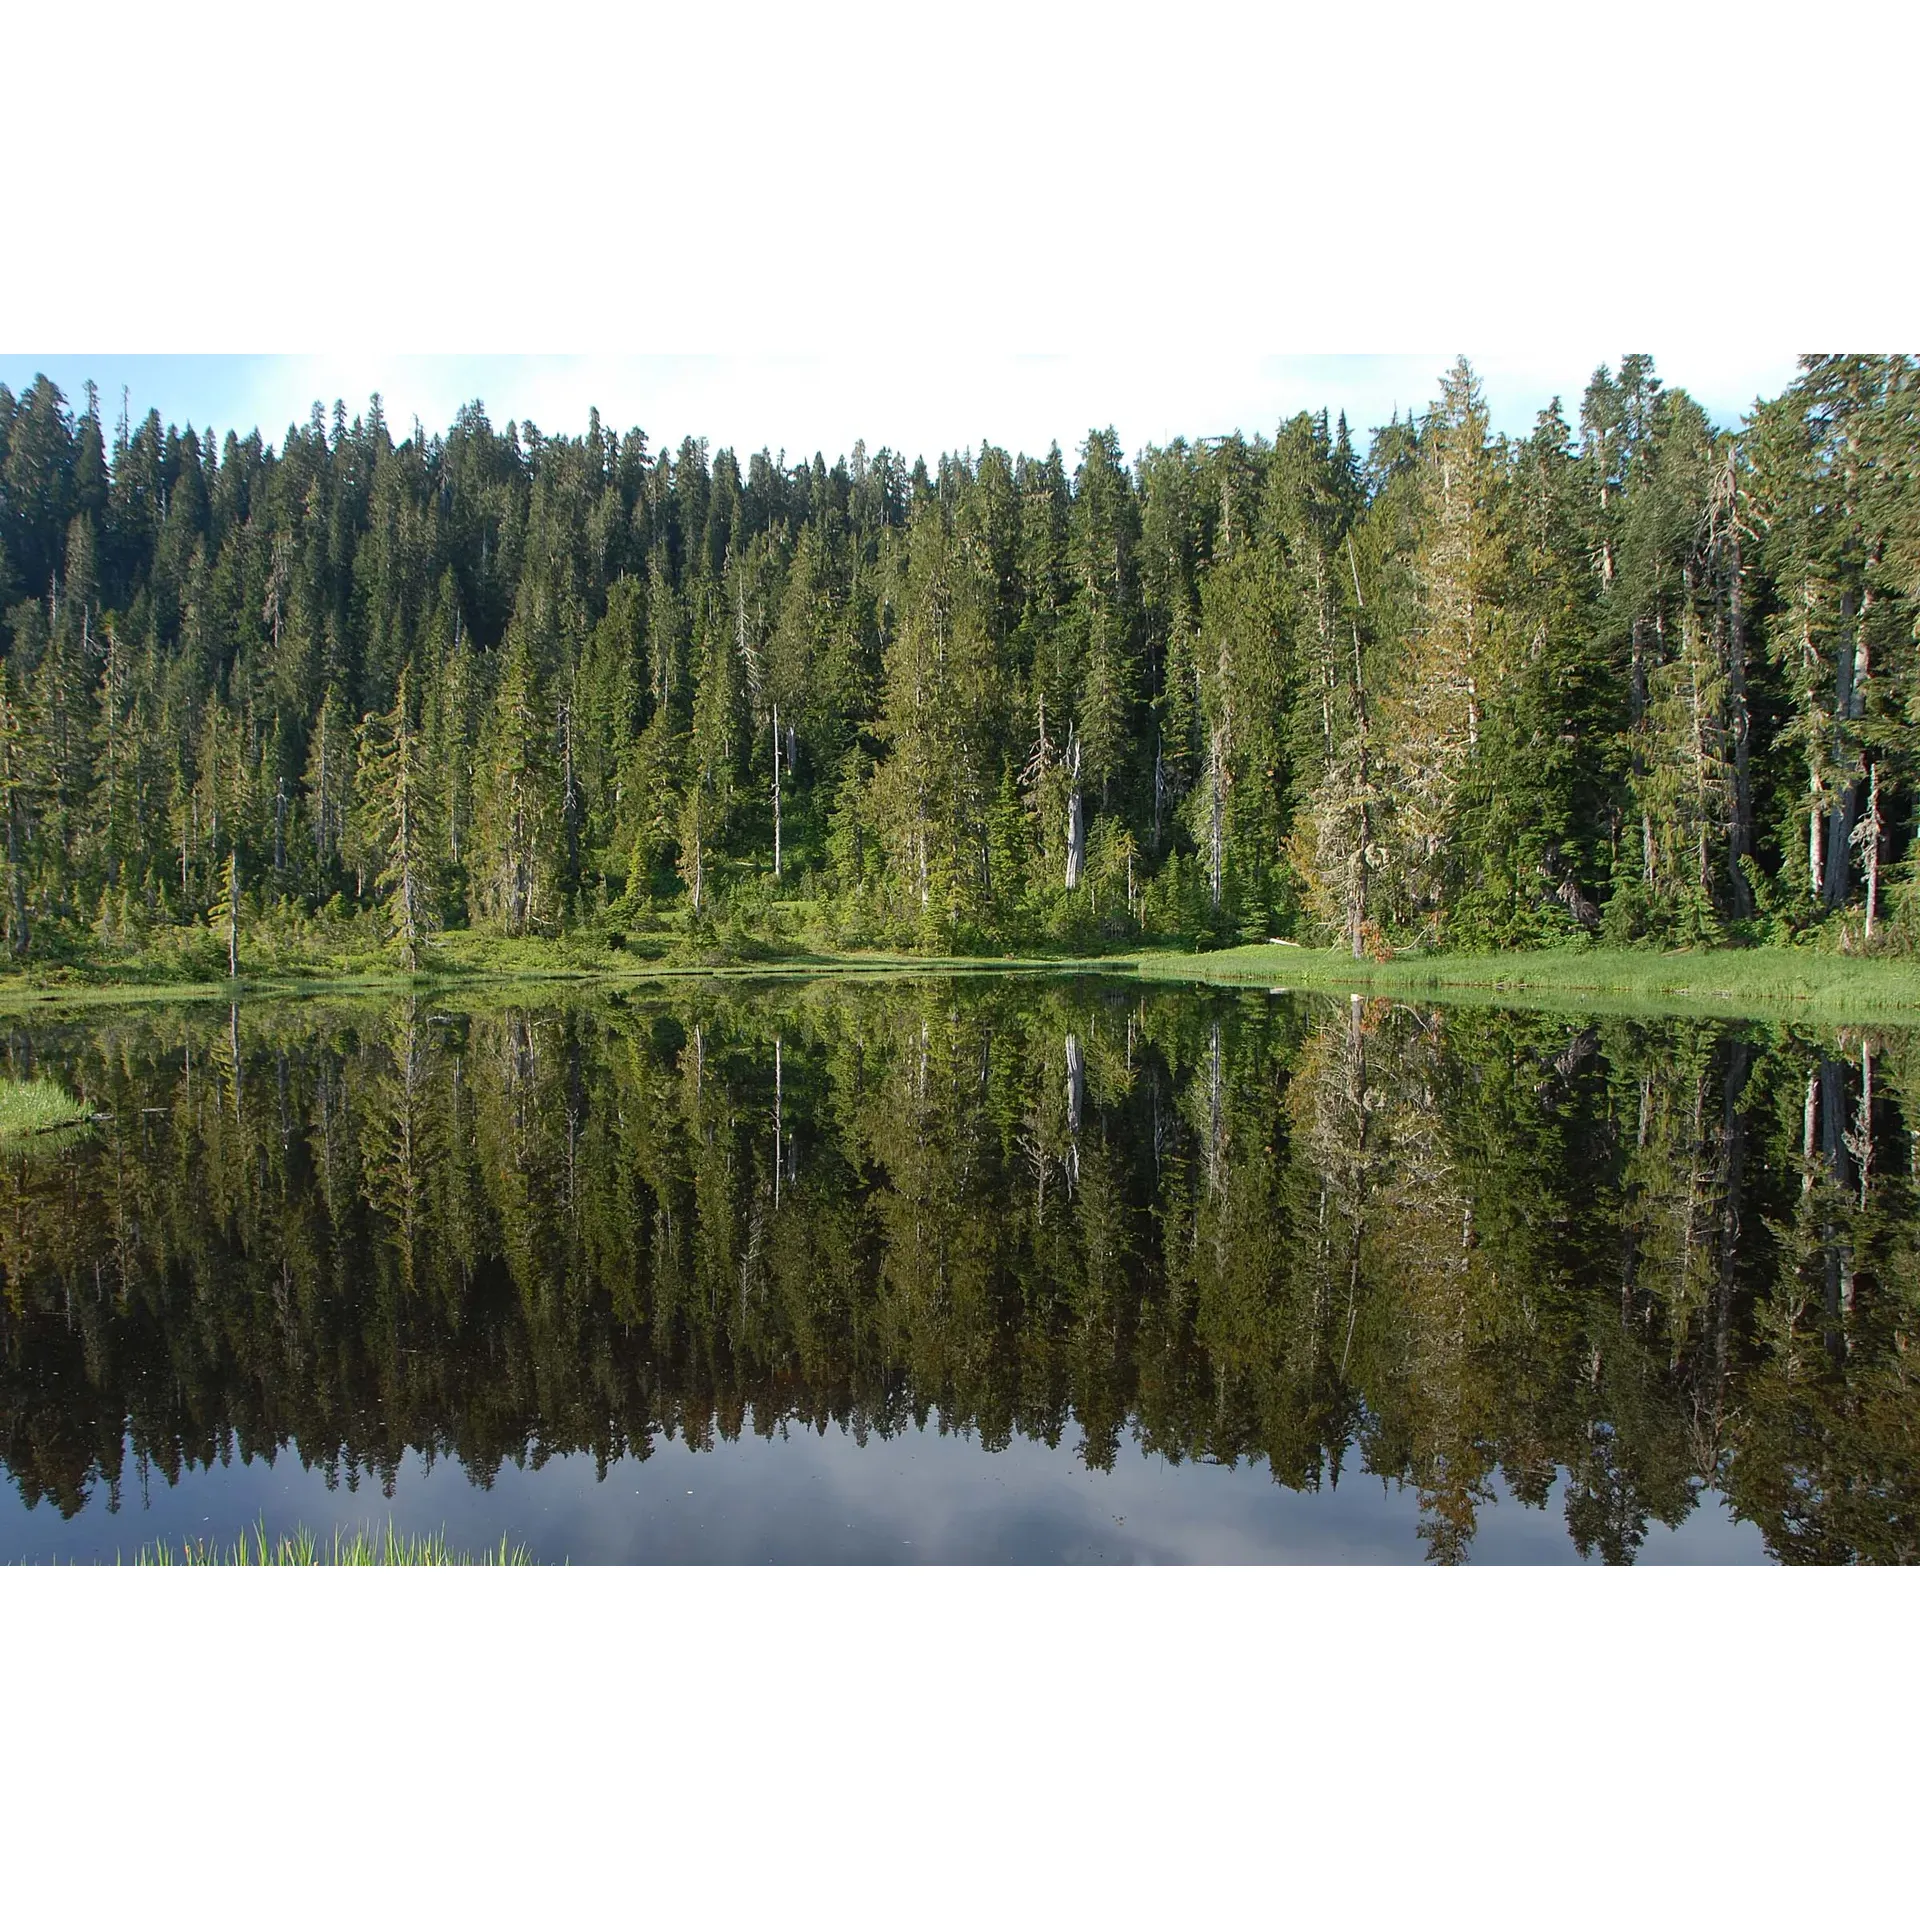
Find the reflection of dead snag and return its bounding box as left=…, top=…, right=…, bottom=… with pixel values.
left=1551, top=1029, right=1599, bottom=1085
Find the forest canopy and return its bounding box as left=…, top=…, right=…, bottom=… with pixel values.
left=1, top=354, right=1915, bottom=970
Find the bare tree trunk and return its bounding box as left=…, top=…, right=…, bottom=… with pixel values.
left=313, top=730, right=327, bottom=863
left=1063, top=732, right=1085, bottom=891
left=1349, top=607, right=1371, bottom=959
left=5, top=800, right=27, bottom=959
left=1858, top=1040, right=1875, bottom=1215
left=1862, top=759, right=1883, bottom=942
left=1823, top=600, right=1862, bottom=908
left=1151, top=737, right=1166, bottom=854
left=1724, top=489, right=1754, bottom=917
left=771, top=705, right=782, bottom=880
left=1206, top=1018, right=1223, bottom=1195
left=1208, top=724, right=1226, bottom=911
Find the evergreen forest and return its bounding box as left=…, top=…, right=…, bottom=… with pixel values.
left=2, top=354, right=1916, bottom=974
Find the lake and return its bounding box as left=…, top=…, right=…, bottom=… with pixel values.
left=2, top=975, right=1912, bottom=1563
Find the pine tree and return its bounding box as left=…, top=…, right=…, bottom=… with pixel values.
left=1451, top=401, right=1607, bottom=945
left=303, top=686, right=356, bottom=885
left=1, top=359, right=1916, bottom=966
left=1636, top=580, right=1736, bottom=939
left=0, top=670, right=45, bottom=959
left=1065, top=427, right=1141, bottom=886
left=216, top=844, right=242, bottom=976
left=1374, top=361, right=1502, bottom=935
left=354, top=665, right=439, bottom=968
left=677, top=586, right=737, bottom=915
left=472, top=627, right=562, bottom=935
left=1274, top=413, right=1377, bottom=953
left=1191, top=495, right=1281, bottom=921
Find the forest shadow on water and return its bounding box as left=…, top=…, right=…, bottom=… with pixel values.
left=0, top=976, right=1912, bottom=1564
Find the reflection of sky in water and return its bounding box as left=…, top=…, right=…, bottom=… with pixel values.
left=1, top=1421, right=1770, bottom=1566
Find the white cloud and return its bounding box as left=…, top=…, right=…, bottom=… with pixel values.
left=32, top=351, right=1801, bottom=473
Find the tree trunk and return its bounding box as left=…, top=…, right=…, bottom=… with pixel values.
left=1822, top=603, right=1862, bottom=908
left=314, top=730, right=327, bottom=863
left=1350, top=615, right=1370, bottom=959
left=771, top=705, right=782, bottom=880
left=6, top=801, right=27, bottom=959
left=1862, top=759, right=1882, bottom=942
left=560, top=694, right=580, bottom=897
left=1724, top=492, right=1754, bottom=918
left=1151, top=737, right=1165, bottom=854
left=1063, top=733, right=1085, bottom=891
left=1207, top=724, right=1226, bottom=911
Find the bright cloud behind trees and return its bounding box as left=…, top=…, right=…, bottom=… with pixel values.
left=0, top=354, right=1802, bottom=479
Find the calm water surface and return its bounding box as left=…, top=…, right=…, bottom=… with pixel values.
left=2, top=977, right=1912, bottom=1563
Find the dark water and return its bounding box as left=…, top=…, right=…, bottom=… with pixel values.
left=1, top=976, right=1913, bottom=1563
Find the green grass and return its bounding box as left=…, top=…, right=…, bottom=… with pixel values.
left=15, top=921, right=1920, bottom=1026
left=0, top=1076, right=92, bottom=1141
left=0, top=931, right=1100, bottom=1013
left=127, top=1518, right=533, bottom=1565
left=1130, top=940, right=1920, bottom=1023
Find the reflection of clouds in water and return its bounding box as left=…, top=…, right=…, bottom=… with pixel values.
left=3, top=1422, right=1767, bottom=1565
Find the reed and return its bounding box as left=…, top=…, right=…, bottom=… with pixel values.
left=128, top=1518, right=532, bottom=1566
left=0, top=1077, right=92, bottom=1142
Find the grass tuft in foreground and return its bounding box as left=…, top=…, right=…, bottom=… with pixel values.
left=0, top=1077, right=92, bottom=1142
left=129, top=1518, right=532, bottom=1566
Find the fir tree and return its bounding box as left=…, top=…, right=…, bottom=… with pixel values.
left=354, top=665, right=439, bottom=968
left=472, top=628, right=562, bottom=935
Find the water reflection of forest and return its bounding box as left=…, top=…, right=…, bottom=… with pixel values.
left=1, top=980, right=1914, bottom=1563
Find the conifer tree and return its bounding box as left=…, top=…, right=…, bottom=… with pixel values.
left=303, top=686, right=356, bottom=883
left=1, top=359, right=1917, bottom=969
left=1376, top=359, right=1501, bottom=935
left=0, top=671, right=43, bottom=959
left=473, top=628, right=562, bottom=935
left=677, top=588, right=737, bottom=915
left=354, top=665, right=438, bottom=968
left=217, top=844, right=241, bottom=976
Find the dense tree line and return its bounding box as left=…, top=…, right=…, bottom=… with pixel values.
left=2, top=980, right=1913, bottom=1561
left=1, top=356, right=1916, bottom=967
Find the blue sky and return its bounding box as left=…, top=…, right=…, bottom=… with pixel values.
left=0, top=352, right=1802, bottom=466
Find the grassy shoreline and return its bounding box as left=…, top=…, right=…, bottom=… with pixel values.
left=0, top=936, right=1088, bottom=1013
left=6, top=934, right=1920, bottom=1024
left=1133, top=941, right=1920, bottom=1023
